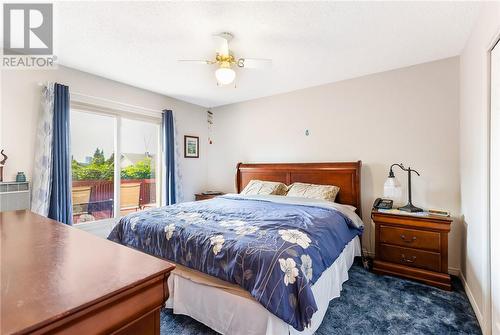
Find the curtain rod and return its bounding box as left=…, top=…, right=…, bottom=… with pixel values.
left=37, top=82, right=164, bottom=116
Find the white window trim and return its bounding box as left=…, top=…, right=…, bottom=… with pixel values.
left=71, top=92, right=162, bottom=121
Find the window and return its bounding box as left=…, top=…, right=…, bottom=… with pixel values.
left=70, top=110, right=160, bottom=224
left=120, top=118, right=160, bottom=216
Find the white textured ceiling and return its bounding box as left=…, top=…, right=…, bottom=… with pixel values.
left=54, top=1, right=481, bottom=107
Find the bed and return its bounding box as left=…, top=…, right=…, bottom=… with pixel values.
left=108, top=162, right=363, bottom=335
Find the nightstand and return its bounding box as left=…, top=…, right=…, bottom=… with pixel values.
left=194, top=193, right=224, bottom=201
left=372, top=209, right=452, bottom=290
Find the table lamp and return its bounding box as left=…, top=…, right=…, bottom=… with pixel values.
left=384, top=163, right=423, bottom=213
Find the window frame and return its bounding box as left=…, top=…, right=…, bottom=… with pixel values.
left=70, top=103, right=162, bottom=225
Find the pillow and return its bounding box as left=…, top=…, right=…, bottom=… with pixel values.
left=286, top=182, right=340, bottom=202
left=240, top=180, right=288, bottom=196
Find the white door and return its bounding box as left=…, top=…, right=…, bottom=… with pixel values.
left=491, top=39, right=500, bottom=335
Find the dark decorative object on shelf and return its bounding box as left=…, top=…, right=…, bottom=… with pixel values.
left=16, top=172, right=26, bottom=183
left=384, top=163, right=423, bottom=213
left=0, top=150, right=8, bottom=182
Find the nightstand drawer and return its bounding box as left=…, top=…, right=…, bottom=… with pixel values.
left=380, top=225, right=440, bottom=252
left=379, top=244, right=441, bottom=272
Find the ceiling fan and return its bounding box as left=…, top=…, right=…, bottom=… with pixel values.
left=178, top=32, right=272, bottom=86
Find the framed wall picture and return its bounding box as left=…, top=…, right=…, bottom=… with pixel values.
left=184, top=135, right=199, bottom=158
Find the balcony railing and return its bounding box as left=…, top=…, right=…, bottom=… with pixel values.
left=72, top=178, right=156, bottom=223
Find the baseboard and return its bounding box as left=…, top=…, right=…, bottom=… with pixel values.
left=459, top=271, right=486, bottom=334
left=448, top=267, right=461, bottom=276
left=362, top=248, right=375, bottom=258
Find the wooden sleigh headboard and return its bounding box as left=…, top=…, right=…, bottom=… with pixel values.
left=235, top=161, right=362, bottom=218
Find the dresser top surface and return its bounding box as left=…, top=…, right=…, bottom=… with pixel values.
left=1, top=210, right=174, bottom=334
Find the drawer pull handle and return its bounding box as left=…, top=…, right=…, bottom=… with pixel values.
left=400, top=234, right=417, bottom=243
left=401, top=254, right=416, bottom=264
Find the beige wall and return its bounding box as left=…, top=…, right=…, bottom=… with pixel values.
left=208, top=57, right=461, bottom=270
left=459, top=2, right=500, bottom=334
left=0, top=65, right=208, bottom=202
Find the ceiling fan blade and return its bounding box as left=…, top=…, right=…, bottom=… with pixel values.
left=178, top=59, right=215, bottom=65
left=237, top=58, right=272, bottom=69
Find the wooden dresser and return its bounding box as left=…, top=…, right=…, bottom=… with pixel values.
left=1, top=210, right=175, bottom=335
left=372, top=209, right=452, bottom=290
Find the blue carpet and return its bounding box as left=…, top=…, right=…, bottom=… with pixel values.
left=160, top=261, right=481, bottom=334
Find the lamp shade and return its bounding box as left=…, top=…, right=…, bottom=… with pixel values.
left=215, top=67, right=236, bottom=85
left=384, top=176, right=402, bottom=201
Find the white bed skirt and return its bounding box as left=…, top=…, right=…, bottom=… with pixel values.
left=165, top=236, right=361, bottom=335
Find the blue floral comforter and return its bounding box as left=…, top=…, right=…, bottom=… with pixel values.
left=108, top=195, right=363, bottom=331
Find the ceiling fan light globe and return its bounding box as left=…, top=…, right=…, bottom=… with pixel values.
left=215, top=67, right=236, bottom=85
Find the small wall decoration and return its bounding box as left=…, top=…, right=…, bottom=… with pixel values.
left=184, top=135, right=199, bottom=158
left=207, top=110, right=213, bottom=144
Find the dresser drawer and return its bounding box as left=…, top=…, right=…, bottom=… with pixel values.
left=380, top=225, right=440, bottom=252
left=379, top=244, right=441, bottom=272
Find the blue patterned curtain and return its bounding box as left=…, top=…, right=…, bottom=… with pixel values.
left=31, top=84, right=54, bottom=217
left=162, top=110, right=176, bottom=205
left=48, top=83, right=72, bottom=224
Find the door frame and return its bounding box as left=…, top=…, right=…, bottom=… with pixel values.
left=489, top=30, right=500, bottom=335
left=70, top=106, right=162, bottom=226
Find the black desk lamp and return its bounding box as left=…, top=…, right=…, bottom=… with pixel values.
left=385, top=163, right=423, bottom=213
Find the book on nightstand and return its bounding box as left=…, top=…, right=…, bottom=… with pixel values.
left=377, top=208, right=450, bottom=218
left=428, top=209, right=451, bottom=217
